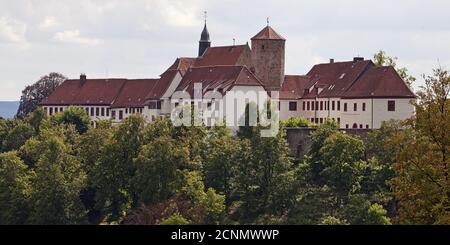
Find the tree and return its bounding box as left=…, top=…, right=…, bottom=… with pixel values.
left=373, top=50, right=416, bottom=87
left=0, top=152, right=33, bottom=224
left=390, top=68, right=450, bottom=224
left=1, top=121, right=35, bottom=152
left=92, top=115, right=145, bottom=221
left=51, top=107, right=91, bottom=134
left=281, top=117, right=312, bottom=128
left=203, top=126, right=240, bottom=201
left=232, top=126, right=295, bottom=222
left=17, top=72, right=67, bottom=117
left=29, top=136, right=87, bottom=224
left=132, top=135, right=189, bottom=205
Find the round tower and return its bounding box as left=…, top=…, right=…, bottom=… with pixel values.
left=251, top=25, right=286, bottom=90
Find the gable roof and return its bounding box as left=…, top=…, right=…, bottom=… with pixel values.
left=145, top=69, right=179, bottom=100
left=300, top=59, right=415, bottom=99
left=174, top=66, right=264, bottom=97
left=302, top=60, right=373, bottom=98
left=166, top=57, right=197, bottom=76
left=194, top=45, right=249, bottom=67
left=342, top=66, right=416, bottom=98
left=41, top=79, right=127, bottom=106
left=280, top=75, right=310, bottom=99
left=251, top=26, right=286, bottom=41
left=111, top=79, right=159, bottom=108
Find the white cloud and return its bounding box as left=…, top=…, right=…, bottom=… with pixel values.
left=52, top=30, right=100, bottom=46
left=0, top=17, right=29, bottom=48
left=39, top=16, right=60, bottom=29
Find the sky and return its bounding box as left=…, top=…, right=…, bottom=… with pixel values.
left=0, top=0, right=449, bottom=101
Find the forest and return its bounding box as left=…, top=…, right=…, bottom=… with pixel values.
left=0, top=68, right=448, bottom=225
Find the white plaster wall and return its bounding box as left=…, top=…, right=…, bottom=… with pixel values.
left=372, top=98, right=415, bottom=128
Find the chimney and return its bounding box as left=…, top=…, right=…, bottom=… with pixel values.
left=329, top=58, right=335, bottom=64
left=80, top=73, right=87, bottom=85
left=353, top=57, right=364, bottom=62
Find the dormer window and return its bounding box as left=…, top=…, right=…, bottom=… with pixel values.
left=339, top=73, right=346, bottom=79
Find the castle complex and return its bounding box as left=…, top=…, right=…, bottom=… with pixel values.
left=41, top=21, right=416, bottom=129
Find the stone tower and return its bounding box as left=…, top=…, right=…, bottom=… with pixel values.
left=198, top=21, right=211, bottom=57
left=251, top=25, right=286, bottom=90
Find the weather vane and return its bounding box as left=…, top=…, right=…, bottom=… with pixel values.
left=267, top=17, right=270, bottom=26
left=204, top=11, right=207, bottom=24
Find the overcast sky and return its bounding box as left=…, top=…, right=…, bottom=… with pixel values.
left=0, top=0, right=449, bottom=100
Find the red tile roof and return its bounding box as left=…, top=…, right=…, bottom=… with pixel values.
left=41, top=79, right=127, bottom=106
left=251, top=26, right=286, bottom=40
left=302, top=60, right=373, bottom=98
left=175, top=66, right=264, bottom=97
left=194, top=45, right=249, bottom=67
left=111, top=79, right=158, bottom=108
left=279, top=75, right=310, bottom=99
left=343, top=66, right=416, bottom=98
left=167, top=57, right=197, bottom=76
left=145, top=69, right=179, bottom=100
left=301, top=59, right=415, bottom=99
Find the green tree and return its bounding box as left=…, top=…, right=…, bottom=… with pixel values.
left=92, top=115, right=145, bottom=221
left=0, top=152, right=33, bottom=224
left=281, top=117, right=312, bottom=128
left=132, top=135, right=189, bottom=205
left=1, top=121, right=35, bottom=152
left=204, top=126, right=240, bottom=201
left=373, top=50, right=416, bottom=87
left=29, top=136, right=87, bottom=224
left=51, top=107, right=91, bottom=134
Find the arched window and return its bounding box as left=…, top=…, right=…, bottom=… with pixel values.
left=352, top=123, right=358, bottom=129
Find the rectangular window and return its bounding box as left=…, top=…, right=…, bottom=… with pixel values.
left=344, top=103, right=347, bottom=112
left=157, top=101, right=162, bottom=110
left=96, top=107, right=99, bottom=116
left=315, top=118, right=319, bottom=124
left=363, top=103, right=366, bottom=111
left=337, top=118, right=341, bottom=126
left=106, top=108, right=110, bottom=117
left=311, top=118, right=314, bottom=123
left=366, top=125, right=370, bottom=129
left=101, top=108, right=105, bottom=116
left=346, top=124, right=349, bottom=129
left=354, top=103, right=357, bottom=111
left=320, top=101, right=323, bottom=111
left=302, top=101, right=305, bottom=111
left=311, top=101, right=315, bottom=110
left=388, top=100, right=396, bottom=111
left=125, top=108, right=128, bottom=114
left=119, top=110, right=123, bottom=120
left=327, top=101, right=330, bottom=110
left=315, top=101, right=319, bottom=110
left=319, top=118, right=323, bottom=124
left=332, top=101, right=335, bottom=111
left=85, top=108, right=89, bottom=114
left=49, top=107, right=53, bottom=115
left=60, top=107, right=63, bottom=112
left=90, top=108, right=94, bottom=117
left=337, top=101, right=341, bottom=111
left=55, top=107, right=58, bottom=113
left=359, top=124, right=363, bottom=129
left=111, top=110, right=116, bottom=120
left=307, top=101, right=310, bottom=111
left=289, top=101, right=297, bottom=111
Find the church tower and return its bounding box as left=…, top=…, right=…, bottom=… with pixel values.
left=198, top=14, right=211, bottom=57
left=251, top=24, right=286, bottom=90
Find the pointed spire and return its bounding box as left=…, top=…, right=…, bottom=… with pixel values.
left=198, top=10, right=211, bottom=56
